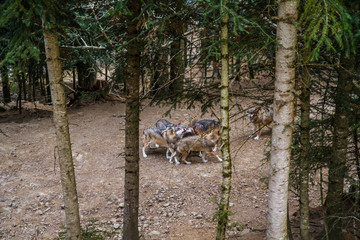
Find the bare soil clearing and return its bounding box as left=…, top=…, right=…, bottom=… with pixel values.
left=0, top=99, right=318, bottom=239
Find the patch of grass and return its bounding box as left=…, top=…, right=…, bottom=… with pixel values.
left=55, top=218, right=119, bottom=240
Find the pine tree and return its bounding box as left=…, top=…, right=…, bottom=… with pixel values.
left=123, top=0, right=142, bottom=239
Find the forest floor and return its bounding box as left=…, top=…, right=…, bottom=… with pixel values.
left=0, top=97, right=323, bottom=239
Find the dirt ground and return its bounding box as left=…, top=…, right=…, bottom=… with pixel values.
left=0, top=98, right=320, bottom=239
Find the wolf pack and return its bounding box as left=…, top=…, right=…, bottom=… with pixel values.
left=142, top=106, right=274, bottom=164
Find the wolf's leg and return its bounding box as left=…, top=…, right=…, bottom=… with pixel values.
left=174, top=156, right=180, bottom=165
left=254, top=125, right=261, bottom=140
left=201, top=152, right=208, bottom=163
left=166, top=148, right=171, bottom=159
left=169, top=151, right=177, bottom=164
left=142, top=137, right=150, bottom=158
left=182, top=152, right=191, bottom=165
left=208, top=152, right=223, bottom=162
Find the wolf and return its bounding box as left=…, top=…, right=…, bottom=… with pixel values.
left=246, top=106, right=273, bottom=140
left=155, top=119, right=194, bottom=136
left=192, top=119, right=220, bottom=135
left=142, top=127, right=180, bottom=158
left=169, top=126, right=222, bottom=165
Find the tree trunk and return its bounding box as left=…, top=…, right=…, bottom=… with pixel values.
left=266, top=1, right=297, bottom=239
left=299, top=47, right=311, bottom=240
left=1, top=66, right=11, bottom=103
left=45, top=65, right=52, bottom=103
left=43, top=25, right=81, bottom=240
left=123, top=0, right=141, bottom=239
left=325, top=54, right=354, bottom=240
left=169, top=3, right=184, bottom=92
left=216, top=2, right=232, bottom=239
left=76, top=61, right=96, bottom=90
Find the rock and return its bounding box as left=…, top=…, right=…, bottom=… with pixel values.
left=241, top=229, right=251, bottom=235
left=178, top=211, right=187, bottom=217
left=119, top=203, right=124, bottom=208
left=114, top=223, right=121, bottom=229
left=149, top=230, right=160, bottom=236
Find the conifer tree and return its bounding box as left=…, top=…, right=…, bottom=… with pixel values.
left=123, top=0, right=142, bottom=239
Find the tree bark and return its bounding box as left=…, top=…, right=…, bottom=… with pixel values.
left=1, top=66, right=11, bottom=103
left=43, top=25, right=81, bottom=240
left=325, top=54, right=354, bottom=240
left=169, top=0, right=184, bottom=92
left=122, top=0, right=141, bottom=239
left=76, top=61, right=96, bottom=90
left=266, top=1, right=297, bottom=239
left=299, top=47, right=311, bottom=240
left=216, top=2, right=232, bottom=239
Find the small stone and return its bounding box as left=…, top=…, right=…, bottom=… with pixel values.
left=119, top=203, right=124, bottom=208
left=241, top=229, right=250, bottom=235
left=149, top=230, right=160, bottom=236
left=195, top=214, right=202, bottom=219
left=114, top=223, right=121, bottom=229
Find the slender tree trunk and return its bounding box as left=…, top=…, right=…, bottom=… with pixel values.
left=45, top=65, right=52, bottom=103
left=299, top=47, right=311, bottom=240
left=266, top=1, right=298, bottom=239
left=17, top=72, right=22, bottom=114
left=216, top=3, right=232, bottom=239
left=43, top=25, right=81, bottom=240
left=123, top=0, right=141, bottom=239
left=1, top=66, right=11, bottom=103
left=72, top=66, right=76, bottom=90
left=325, top=54, right=354, bottom=240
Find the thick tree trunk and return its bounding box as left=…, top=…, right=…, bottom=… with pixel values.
left=216, top=3, right=232, bottom=240
left=1, top=66, right=11, bottom=103
left=299, top=47, right=311, bottom=240
left=43, top=26, right=81, bottom=240
left=122, top=0, right=141, bottom=239
left=325, top=54, right=354, bottom=240
left=169, top=2, right=184, bottom=92
left=266, top=1, right=297, bottom=239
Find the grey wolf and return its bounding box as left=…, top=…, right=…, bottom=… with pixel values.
left=246, top=106, right=273, bottom=140
left=169, top=126, right=222, bottom=165
left=155, top=119, right=194, bottom=136
left=192, top=119, right=220, bottom=135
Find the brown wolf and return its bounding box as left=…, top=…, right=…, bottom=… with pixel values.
left=169, top=126, right=222, bottom=165
left=246, top=106, right=273, bottom=140
left=142, top=127, right=180, bottom=158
